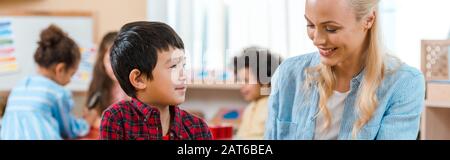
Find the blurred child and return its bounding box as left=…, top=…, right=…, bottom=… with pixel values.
left=100, top=21, right=212, bottom=140
left=0, top=25, right=94, bottom=140
left=83, top=32, right=129, bottom=139
left=233, top=47, right=282, bottom=140
left=0, top=95, right=7, bottom=133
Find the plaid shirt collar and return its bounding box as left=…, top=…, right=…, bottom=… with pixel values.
left=130, top=98, right=183, bottom=137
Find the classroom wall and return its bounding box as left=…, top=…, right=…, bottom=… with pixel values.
left=0, top=0, right=147, bottom=43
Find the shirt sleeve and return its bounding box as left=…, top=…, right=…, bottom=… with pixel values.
left=99, top=107, right=124, bottom=140
left=195, top=118, right=213, bottom=140
left=53, top=89, right=90, bottom=139
left=375, top=72, right=425, bottom=140
left=264, top=67, right=281, bottom=140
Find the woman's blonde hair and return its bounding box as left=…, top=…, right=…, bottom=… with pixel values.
left=305, top=0, right=384, bottom=139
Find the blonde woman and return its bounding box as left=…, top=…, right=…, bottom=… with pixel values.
left=265, top=0, right=425, bottom=140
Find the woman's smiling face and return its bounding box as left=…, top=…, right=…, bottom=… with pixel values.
left=305, top=0, right=373, bottom=67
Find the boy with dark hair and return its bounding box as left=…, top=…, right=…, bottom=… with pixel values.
left=100, top=21, right=212, bottom=140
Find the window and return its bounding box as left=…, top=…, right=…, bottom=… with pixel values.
left=148, top=0, right=450, bottom=72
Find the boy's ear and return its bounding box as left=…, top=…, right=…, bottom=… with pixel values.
left=129, top=69, right=147, bottom=90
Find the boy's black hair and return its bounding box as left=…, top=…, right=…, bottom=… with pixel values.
left=233, top=46, right=283, bottom=86
left=110, top=21, right=184, bottom=98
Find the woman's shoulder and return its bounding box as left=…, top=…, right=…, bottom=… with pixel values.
left=270, top=52, right=319, bottom=94
left=276, top=52, right=320, bottom=76
left=281, top=52, right=319, bottom=68
left=384, top=56, right=423, bottom=80
left=381, top=56, right=425, bottom=94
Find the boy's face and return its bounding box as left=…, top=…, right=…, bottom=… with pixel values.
left=141, top=48, right=187, bottom=106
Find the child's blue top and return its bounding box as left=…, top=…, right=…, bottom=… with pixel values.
left=0, top=75, right=89, bottom=140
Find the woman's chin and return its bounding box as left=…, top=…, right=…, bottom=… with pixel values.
left=320, top=58, right=338, bottom=67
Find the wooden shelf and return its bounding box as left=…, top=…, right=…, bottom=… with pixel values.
left=425, top=100, right=450, bottom=109
left=187, top=84, right=242, bottom=90
left=421, top=100, right=450, bottom=140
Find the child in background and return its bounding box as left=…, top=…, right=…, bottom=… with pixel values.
left=83, top=32, right=129, bottom=139
left=100, top=21, right=212, bottom=140
left=233, top=47, right=282, bottom=140
left=0, top=25, right=94, bottom=140
left=0, top=95, right=7, bottom=134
